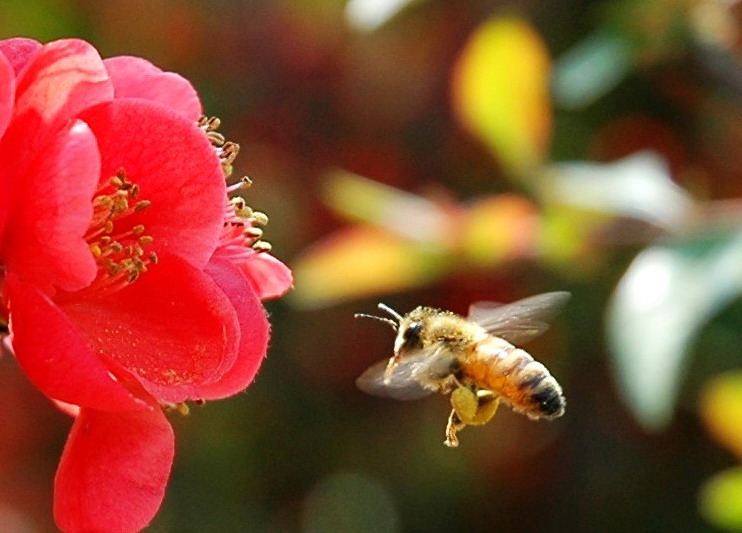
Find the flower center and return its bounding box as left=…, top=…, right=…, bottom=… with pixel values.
left=80, top=168, right=156, bottom=298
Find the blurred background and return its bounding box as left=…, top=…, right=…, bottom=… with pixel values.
left=4, top=0, right=742, bottom=531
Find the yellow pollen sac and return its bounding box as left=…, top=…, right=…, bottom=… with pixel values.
left=251, top=211, right=269, bottom=226
left=134, top=200, right=151, bottom=213
left=252, top=240, right=272, bottom=253
left=246, top=227, right=263, bottom=239
left=220, top=142, right=239, bottom=165
left=207, top=131, right=226, bottom=146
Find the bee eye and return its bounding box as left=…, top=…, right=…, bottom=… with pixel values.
left=403, top=322, right=423, bottom=345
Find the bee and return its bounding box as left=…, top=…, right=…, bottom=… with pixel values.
left=355, top=292, right=569, bottom=447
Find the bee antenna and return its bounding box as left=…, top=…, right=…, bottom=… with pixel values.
left=354, top=311, right=399, bottom=331
left=377, top=303, right=403, bottom=322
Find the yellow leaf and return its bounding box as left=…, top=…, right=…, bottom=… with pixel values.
left=289, top=226, right=447, bottom=308
left=700, top=371, right=742, bottom=461
left=451, top=16, right=552, bottom=179
left=322, top=170, right=450, bottom=243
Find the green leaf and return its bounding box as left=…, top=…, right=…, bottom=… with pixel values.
left=607, top=232, right=742, bottom=430
left=552, top=31, right=632, bottom=109
left=700, top=466, right=742, bottom=531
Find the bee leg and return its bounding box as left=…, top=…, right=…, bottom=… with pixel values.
left=470, top=391, right=499, bottom=426
left=444, top=409, right=465, bottom=448
left=382, top=355, right=400, bottom=384
left=444, top=385, right=478, bottom=447
left=439, top=374, right=462, bottom=395
left=444, top=387, right=500, bottom=447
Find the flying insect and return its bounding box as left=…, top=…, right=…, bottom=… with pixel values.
left=355, top=292, right=569, bottom=447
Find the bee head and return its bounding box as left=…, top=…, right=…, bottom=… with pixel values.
left=393, top=306, right=447, bottom=355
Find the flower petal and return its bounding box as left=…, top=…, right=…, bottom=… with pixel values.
left=104, top=56, right=202, bottom=120
left=0, top=50, right=16, bottom=138
left=238, top=252, right=294, bottom=300
left=2, top=119, right=99, bottom=293
left=5, top=274, right=149, bottom=411
left=54, top=407, right=174, bottom=533
left=80, top=98, right=225, bottom=268
left=9, top=39, right=112, bottom=157
left=0, top=37, right=42, bottom=75
left=63, top=253, right=241, bottom=403
left=0, top=50, right=16, bottom=241
left=197, top=257, right=270, bottom=399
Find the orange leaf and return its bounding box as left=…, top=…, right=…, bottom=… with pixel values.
left=462, top=195, right=540, bottom=266
left=289, top=226, right=447, bottom=308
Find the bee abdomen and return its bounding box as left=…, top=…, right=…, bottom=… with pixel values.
left=512, top=359, right=565, bottom=419
left=465, top=342, right=566, bottom=420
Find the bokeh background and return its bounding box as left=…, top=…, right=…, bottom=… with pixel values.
left=4, top=0, right=742, bottom=531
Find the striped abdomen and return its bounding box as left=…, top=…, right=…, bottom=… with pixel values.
left=460, top=336, right=565, bottom=420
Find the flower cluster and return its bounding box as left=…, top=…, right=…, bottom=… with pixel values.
left=0, top=38, right=291, bottom=532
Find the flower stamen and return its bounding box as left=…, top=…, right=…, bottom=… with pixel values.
left=198, top=115, right=276, bottom=258
left=79, top=168, right=156, bottom=298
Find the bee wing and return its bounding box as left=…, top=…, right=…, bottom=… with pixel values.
left=468, top=291, right=571, bottom=345
left=356, top=355, right=436, bottom=401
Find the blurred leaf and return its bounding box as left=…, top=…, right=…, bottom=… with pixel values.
left=607, top=232, right=742, bottom=430
left=540, top=151, right=694, bottom=231
left=699, top=466, right=742, bottom=531
left=322, top=170, right=452, bottom=244
left=462, top=195, right=539, bottom=266
left=700, top=371, right=742, bottom=460
left=289, top=226, right=448, bottom=308
left=451, top=16, right=552, bottom=179
left=552, top=31, right=632, bottom=109
left=345, top=0, right=420, bottom=31
left=539, top=204, right=608, bottom=269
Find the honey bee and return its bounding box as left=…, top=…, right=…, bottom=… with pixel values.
left=355, top=292, right=569, bottom=447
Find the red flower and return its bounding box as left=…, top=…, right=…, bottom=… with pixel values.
left=0, top=38, right=291, bottom=532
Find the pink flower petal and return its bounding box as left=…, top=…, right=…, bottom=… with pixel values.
left=239, top=252, right=294, bottom=300
left=0, top=50, right=16, bottom=138
left=80, top=98, right=225, bottom=268
left=197, top=257, right=270, bottom=399
left=2, top=119, right=99, bottom=293
left=0, top=38, right=42, bottom=75
left=63, top=253, right=241, bottom=403
left=0, top=51, right=16, bottom=241
left=54, top=407, right=174, bottom=533
left=104, top=56, right=202, bottom=120
left=5, top=275, right=149, bottom=411
left=8, top=39, right=112, bottom=159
